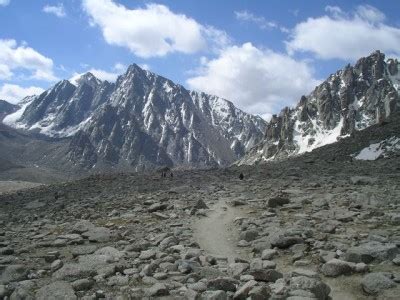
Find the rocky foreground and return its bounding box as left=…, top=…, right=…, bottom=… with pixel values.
left=0, top=157, right=400, bottom=299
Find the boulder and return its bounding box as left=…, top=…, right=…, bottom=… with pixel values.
left=207, top=277, right=239, bottom=292
left=200, top=290, right=227, bottom=300
left=0, top=265, right=28, bottom=284
left=233, top=280, right=258, bottom=300
left=240, top=230, right=259, bottom=242
left=249, top=269, right=283, bottom=282
left=145, top=283, right=169, bottom=297
left=228, top=263, right=249, bottom=279
left=36, top=281, right=77, bottom=300
left=290, top=276, right=331, bottom=300
left=261, top=249, right=278, bottom=260
left=267, top=195, right=290, bottom=208
left=361, top=272, right=396, bottom=295
left=321, top=259, right=353, bottom=277
left=345, top=242, right=399, bottom=263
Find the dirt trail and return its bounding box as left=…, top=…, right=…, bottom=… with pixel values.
left=192, top=197, right=250, bottom=263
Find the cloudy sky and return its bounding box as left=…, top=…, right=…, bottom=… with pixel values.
left=1, top=0, right=399, bottom=119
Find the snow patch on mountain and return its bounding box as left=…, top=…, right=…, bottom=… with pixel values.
left=354, top=136, right=400, bottom=160
left=293, top=118, right=346, bottom=154
left=3, top=96, right=36, bottom=127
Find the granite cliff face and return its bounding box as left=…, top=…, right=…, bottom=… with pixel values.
left=239, top=51, right=400, bottom=164
left=4, top=65, right=266, bottom=170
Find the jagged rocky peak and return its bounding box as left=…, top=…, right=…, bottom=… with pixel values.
left=5, top=72, right=115, bottom=136
left=238, top=50, right=400, bottom=165
left=72, top=72, right=103, bottom=87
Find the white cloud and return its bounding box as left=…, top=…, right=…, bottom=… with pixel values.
left=43, top=4, right=66, bottom=18
left=70, top=63, right=127, bottom=83
left=235, top=10, right=289, bottom=33
left=87, top=68, right=120, bottom=81
left=355, top=5, right=385, bottom=23
left=139, top=64, right=150, bottom=71
left=287, top=5, right=400, bottom=60
left=82, top=0, right=229, bottom=58
left=0, top=0, right=10, bottom=7
left=0, top=39, right=57, bottom=81
left=113, top=62, right=126, bottom=73
left=187, top=43, right=320, bottom=119
left=0, top=84, right=44, bottom=104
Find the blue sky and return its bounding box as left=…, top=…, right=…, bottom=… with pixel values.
left=1, top=0, right=400, bottom=118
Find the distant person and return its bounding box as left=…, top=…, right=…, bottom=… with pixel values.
left=239, top=173, right=244, bottom=180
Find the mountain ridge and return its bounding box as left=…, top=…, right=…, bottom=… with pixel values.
left=238, top=50, right=400, bottom=165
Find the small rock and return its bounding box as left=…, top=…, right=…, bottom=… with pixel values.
left=249, top=269, right=283, bottom=282
left=200, top=290, right=227, bottom=300
left=228, top=263, right=249, bottom=279
left=267, top=195, right=290, bottom=208
left=392, top=254, right=400, bottom=266
left=233, top=280, right=257, bottom=299
left=248, top=285, right=271, bottom=299
left=51, top=259, right=64, bottom=272
left=145, top=283, right=169, bottom=297
left=321, top=259, right=353, bottom=277
left=240, top=230, right=259, bottom=242
left=148, top=203, right=168, bottom=213
left=207, top=277, right=239, bottom=292
left=261, top=249, right=278, bottom=260
left=72, top=278, right=94, bottom=291
left=139, top=249, right=157, bottom=260
left=350, top=176, right=377, bottom=185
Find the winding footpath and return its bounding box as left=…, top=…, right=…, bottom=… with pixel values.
left=192, top=197, right=250, bottom=263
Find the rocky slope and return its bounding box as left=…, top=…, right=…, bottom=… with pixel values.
left=0, top=122, right=76, bottom=182
left=238, top=51, right=400, bottom=165
left=3, top=65, right=266, bottom=170
left=0, top=150, right=399, bottom=299
left=0, top=100, right=19, bottom=122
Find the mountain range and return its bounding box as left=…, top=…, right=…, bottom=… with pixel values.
left=1, top=51, right=399, bottom=178
left=2, top=64, right=266, bottom=172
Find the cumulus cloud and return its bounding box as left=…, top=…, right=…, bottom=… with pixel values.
left=0, top=84, right=44, bottom=104
left=235, top=10, right=289, bottom=33
left=43, top=3, right=66, bottom=18
left=287, top=5, right=400, bottom=60
left=0, top=0, right=10, bottom=7
left=82, top=0, right=229, bottom=58
left=187, top=43, right=320, bottom=119
left=0, top=39, right=57, bottom=81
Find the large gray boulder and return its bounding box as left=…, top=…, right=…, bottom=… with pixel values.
left=345, top=242, right=399, bottom=263
left=290, top=276, right=331, bottom=300
left=0, top=265, right=28, bottom=284
left=361, top=273, right=396, bottom=295
left=36, top=281, right=77, bottom=300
